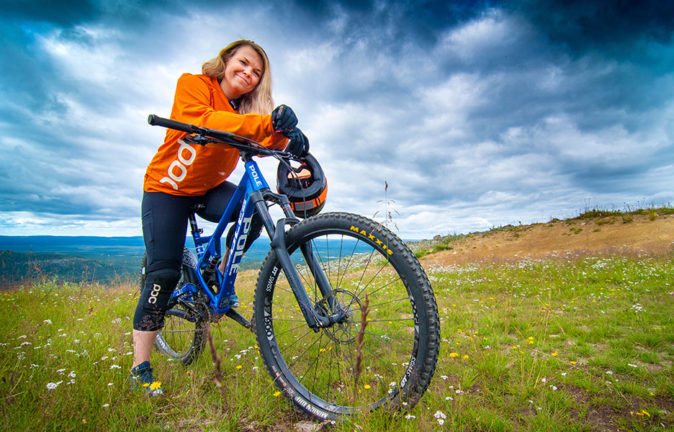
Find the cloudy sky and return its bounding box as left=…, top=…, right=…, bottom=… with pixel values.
left=2, top=0, right=673, bottom=239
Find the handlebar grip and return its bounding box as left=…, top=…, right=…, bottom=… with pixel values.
left=147, top=114, right=199, bottom=134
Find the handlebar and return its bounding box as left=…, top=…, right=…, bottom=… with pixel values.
left=147, top=114, right=288, bottom=158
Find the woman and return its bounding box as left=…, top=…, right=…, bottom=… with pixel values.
left=130, top=40, right=308, bottom=395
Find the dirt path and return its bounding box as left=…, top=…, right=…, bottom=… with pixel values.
left=420, top=214, right=674, bottom=267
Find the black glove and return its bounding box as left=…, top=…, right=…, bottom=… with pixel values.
left=285, top=128, right=309, bottom=157
left=271, top=104, right=298, bottom=134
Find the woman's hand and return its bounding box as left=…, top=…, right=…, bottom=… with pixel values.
left=285, top=128, right=309, bottom=157
left=272, top=105, right=298, bottom=134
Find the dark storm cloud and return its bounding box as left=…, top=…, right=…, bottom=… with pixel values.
left=506, top=0, right=674, bottom=53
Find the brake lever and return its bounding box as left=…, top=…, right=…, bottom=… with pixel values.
left=183, top=134, right=216, bottom=146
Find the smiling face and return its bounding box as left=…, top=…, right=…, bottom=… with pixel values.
left=219, top=45, right=264, bottom=100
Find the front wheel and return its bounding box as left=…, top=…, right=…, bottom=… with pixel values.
left=254, top=212, right=440, bottom=420
left=140, top=249, right=208, bottom=366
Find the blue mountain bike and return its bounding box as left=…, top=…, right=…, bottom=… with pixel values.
left=141, top=115, right=440, bottom=420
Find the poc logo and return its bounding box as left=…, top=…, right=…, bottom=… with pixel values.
left=148, top=283, right=161, bottom=304
left=159, top=139, right=197, bottom=191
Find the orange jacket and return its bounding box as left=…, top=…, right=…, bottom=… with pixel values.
left=143, top=73, right=287, bottom=195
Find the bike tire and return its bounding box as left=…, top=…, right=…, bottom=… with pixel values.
left=139, top=250, right=207, bottom=366
left=253, top=212, right=440, bottom=420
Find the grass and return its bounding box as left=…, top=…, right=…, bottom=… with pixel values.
left=1, top=253, right=673, bottom=431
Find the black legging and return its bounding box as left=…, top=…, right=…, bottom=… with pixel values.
left=133, top=181, right=262, bottom=331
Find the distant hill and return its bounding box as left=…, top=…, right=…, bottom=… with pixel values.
left=415, top=209, right=674, bottom=267
left=0, top=236, right=269, bottom=287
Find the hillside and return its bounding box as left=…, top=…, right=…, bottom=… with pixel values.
left=416, top=210, right=674, bottom=267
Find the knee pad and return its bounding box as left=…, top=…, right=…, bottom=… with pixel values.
left=133, top=268, right=180, bottom=331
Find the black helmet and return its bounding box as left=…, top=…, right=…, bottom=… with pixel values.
left=277, top=153, right=327, bottom=218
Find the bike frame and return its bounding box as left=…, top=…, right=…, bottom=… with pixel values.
left=169, top=151, right=345, bottom=330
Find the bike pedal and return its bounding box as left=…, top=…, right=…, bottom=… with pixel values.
left=225, top=308, right=252, bottom=330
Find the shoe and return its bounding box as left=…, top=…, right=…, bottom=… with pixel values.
left=129, top=361, right=163, bottom=396
left=230, top=293, right=240, bottom=308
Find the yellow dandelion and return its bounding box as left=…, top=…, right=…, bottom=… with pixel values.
left=462, top=355, right=469, bottom=360
left=142, top=383, right=149, bottom=388
left=236, top=365, right=242, bottom=370
left=149, top=381, right=162, bottom=391
left=364, top=384, right=371, bottom=390
left=457, top=329, right=463, bottom=333
left=449, top=352, right=459, bottom=358
left=273, top=391, right=281, bottom=397
left=570, top=361, right=576, bottom=365
left=641, top=410, right=650, bottom=417
left=551, top=351, right=558, bottom=357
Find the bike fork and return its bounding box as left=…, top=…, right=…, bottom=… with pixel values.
left=270, top=219, right=346, bottom=330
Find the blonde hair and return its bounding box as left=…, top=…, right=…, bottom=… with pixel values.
left=202, top=40, right=274, bottom=114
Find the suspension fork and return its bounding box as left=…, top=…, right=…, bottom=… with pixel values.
left=253, top=191, right=345, bottom=329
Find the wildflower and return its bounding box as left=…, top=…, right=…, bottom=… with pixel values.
left=462, top=355, right=469, bottom=360
left=449, top=353, right=459, bottom=358
left=570, top=361, right=576, bottom=365
left=110, top=365, right=121, bottom=370
left=440, top=375, right=448, bottom=380
left=628, top=363, right=637, bottom=368
left=606, top=371, right=613, bottom=375
left=68, top=371, right=76, bottom=378
left=404, top=414, right=416, bottom=419
left=102, top=404, right=110, bottom=408
left=43, top=319, right=52, bottom=325
left=149, top=381, right=161, bottom=391
left=108, top=383, right=113, bottom=387
left=434, top=410, right=447, bottom=420
left=364, top=384, right=371, bottom=390
left=273, top=391, right=281, bottom=397
left=47, top=381, right=63, bottom=390
left=236, top=365, right=242, bottom=370
left=551, top=351, right=558, bottom=357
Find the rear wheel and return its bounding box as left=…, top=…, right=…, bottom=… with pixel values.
left=253, top=212, right=440, bottom=420
left=140, top=250, right=208, bottom=366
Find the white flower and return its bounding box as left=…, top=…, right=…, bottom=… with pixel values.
left=43, top=319, right=52, bottom=325
left=437, top=419, right=445, bottom=425
left=404, top=414, right=416, bottom=419
left=440, top=375, right=448, bottom=380
left=434, top=410, right=447, bottom=419
left=47, top=381, right=63, bottom=390
left=628, top=363, right=638, bottom=368
left=68, top=371, right=76, bottom=378
left=110, top=364, right=121, bottom=370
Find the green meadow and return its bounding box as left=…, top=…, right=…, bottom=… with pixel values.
left=1, top=253, right=672, bottom=431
